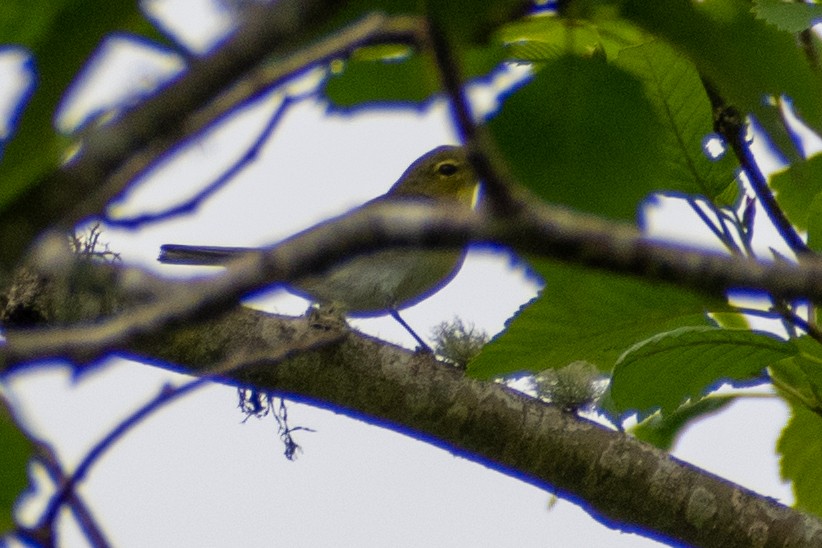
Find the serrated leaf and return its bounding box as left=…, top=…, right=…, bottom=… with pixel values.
left=496, top=12, right=648, bottom=62
left=609, top=326, right=794, bottom=417
left=497, top=15, right=602, bottom=59
left=468, top=260, right=728, bottom=379
left=753, top=0, right=822, bottom=33
left=620, top=0, right=822, bottom=161
left=426, top=0, right=524, bottom=43
left=793, top=337, right=822, bottom=394
left=770, top=154, right=822, bottom=232
left=505, top=40, right=563, bottom=62
left=807, top=192, right=822, bottom=253
left=770, top=336, right=822, bottom=411
left=779, top=400, right=822, bottom=518
left=0, top=400, right=34, bottom=534
left=487, top=53, right=666, bottom=220
left=323, top=47, right=505, bottom=109
left=630, top=395, right=736, bottom=450
left=616, top=41, right=738, bottom=203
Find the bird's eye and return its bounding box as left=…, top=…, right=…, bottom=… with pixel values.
left=436, top=162, right=459, bottom=176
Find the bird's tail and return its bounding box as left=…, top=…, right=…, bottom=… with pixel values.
left=158, top=244, right=258, bottom=266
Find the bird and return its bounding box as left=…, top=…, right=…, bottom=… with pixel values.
left=158, top=145, right=480, bottom=349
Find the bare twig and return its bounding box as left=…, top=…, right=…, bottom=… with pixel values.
left=685, top=197, right=742, bottom=254
left=799, top=28, right=820, bottom=73
left=38, top=380, right=205, bottom=528
left=1, top=393, right=110, bottom=548
left=37, top=319, right=342, bottom=531
left=27, top=441, right=112, bottom=548
left=702, top=78, right=809, bottom=255
left=104, top=93, right=298, bottom=227
left=424, top=16, right=526, bottom=216
left=102, top=14, right=425, bottom=228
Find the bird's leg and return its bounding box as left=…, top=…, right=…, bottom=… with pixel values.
left=389, top=309, right=432, bottom=353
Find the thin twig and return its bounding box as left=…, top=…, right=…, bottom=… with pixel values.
left=0, top=393, right=111, bottom=548
left=700, top=78, right=822, bottom=354
left=686, top=197, right=740, bottom=254
left=104, top=93, right=299, bottom=227
left=29, top=440, right=112, bottom=548
left=774, top=302, right=822, bottom=344
left=799, top=28, right=820, bottom=73
left=37, top=320, right=343, bottom=530
left=100, top=14, right=423, bottom=226
left=38, top=379, right=206, bottom=527
left=424, top=16, right=525, bottom=216
left=702, top=78, right=809, bottom=255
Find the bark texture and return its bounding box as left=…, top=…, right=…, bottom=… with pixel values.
left=124, top=306, right=822, bottom=548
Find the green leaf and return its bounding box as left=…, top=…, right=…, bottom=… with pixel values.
left=771, top=357, right=817, bottom=410
left=807, top=192, right=822, bottom=254
left=711, top=311, right=751, bottom=330
left=770, top=154, right=822, bottom=232
left=608, top=326, right=793, bottom=417
left=327, top=0, right=523, bottom=44
left=487, top=53, right=666, bottom=220
left=505, top=40, right=564, bottom=63
left=631, top=395, right=736, bottom=451
left=325, top=54, right=436, bottom=106
left=753, top=0, right=822, bottom=33
left=468, top=260, right=727, bottom=379
left=616, top=40, right=738, bottom=203
left=426, top=0, right=525, bottom=43
left=0, top=400, right=34, bottom=534
left=0, top=0, right=166, bottom=211
left=793, top=338, right=822, bottom=395
left=620, top=0, right=822, bottom=161
left=779, top=400, right=822, bottom=518
left=497, top=15, right=603, bottom=61
left=497, top=12, right=649, bottom=62
left=0, top=0, right=72, bottom=47
left=770, top=336, right=822, bottom=411
left=323, top=46, right=505, bottom=109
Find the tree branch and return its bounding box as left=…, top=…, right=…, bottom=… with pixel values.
left=702, top=78, right=809, bottom=255
left=116, top=305, right=822, bottom=548
left=425, top=15, right=527, bottom=217
left=8, top=199, right=822, bottom=368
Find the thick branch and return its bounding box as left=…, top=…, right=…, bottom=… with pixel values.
left=8, top=201, right=822, bottom=367
left=123, top=306, right=822, bottom=548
